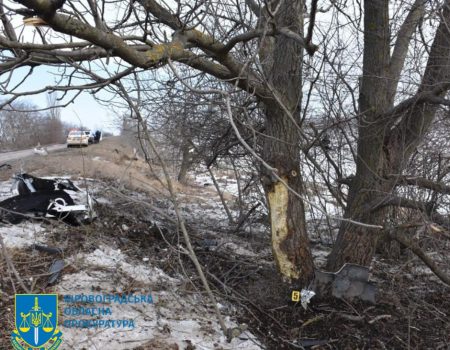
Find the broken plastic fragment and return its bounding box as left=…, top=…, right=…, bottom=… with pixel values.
left=300, top=289, right=316, bottom=309
left=31, top=244, right=63, bottom=255
left=34, top=147, right=48, bottom=156
left=47, top=259, right=65, bottom=285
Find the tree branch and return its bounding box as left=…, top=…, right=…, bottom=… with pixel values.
left=0, top=0, right=18, bottom=42
left=389, top=1, right=450, bottom=147
left=388, top=228, right=450, bottom=286
left=368, top=194, right=427, bottom=213
left=245, top=0, right=261, bottom=17
left=387, top=174, right=450, bottom=195
left=387, top=0, right=425, bottom=99
left=305, top=0, right=319, bottom=55
left=7, top=1, right=269, bottom=97
left=383, top=85, right=450, bottom=120
left=137, top=0, right=182, bottom=30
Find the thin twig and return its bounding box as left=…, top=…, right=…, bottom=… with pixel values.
left=0, top=235, right=31, bottom=293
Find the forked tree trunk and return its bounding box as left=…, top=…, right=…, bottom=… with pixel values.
left=326, top=0, right=391, bottom=270
left=327, top=0, right=450, bottom=271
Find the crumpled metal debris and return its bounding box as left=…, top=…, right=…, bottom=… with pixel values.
left=13, top=173, right=79, bottom=194
left=0, top=173, right=96, bottom=226
left=311, top=263, right=377, bottom=303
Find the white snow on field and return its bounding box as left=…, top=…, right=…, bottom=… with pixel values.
left=1, top=175, right=263, bottom=350
left=0, top=222, right=46, bottom=248
left=73, top=245, right=179, bottom=286
left=57, top=245, right=262, bottom=350
left=222, top=241, right=258, bottom=257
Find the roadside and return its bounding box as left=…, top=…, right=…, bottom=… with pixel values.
left=0, top=136, right=262, bottom=350
left=0, top=144, right=67, bottom=164
left=0, top=136, right=449, bottom=349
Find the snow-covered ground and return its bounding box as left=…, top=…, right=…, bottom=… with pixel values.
left=0, top=159, right=349, bottom=350
left=58, top=246, right=262, bottom=350
left=0, top=177, right=263, bottom=350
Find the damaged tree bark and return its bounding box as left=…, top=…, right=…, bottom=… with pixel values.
left=259, top=0, right=314, bottom=284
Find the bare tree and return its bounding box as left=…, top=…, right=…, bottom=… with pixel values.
left=327, top=0, right=450, bottom=270
left=1, top=0, right=450, bottom=287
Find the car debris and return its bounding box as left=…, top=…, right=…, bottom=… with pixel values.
left=299, top=289, right=316, bottom=309
left=310, top=263, right=377, bottom=303
left=47, top=259, right=65, bottom=285
left=33, top=145, right=48, bottom=156
left=31, top=244, right=63, bottom=255
left=13, top=173, right=79, bottom=194
left=0, top=173, right=96, bottom=226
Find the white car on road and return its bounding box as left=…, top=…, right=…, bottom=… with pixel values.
left=67, top=130, right=89, bottom=147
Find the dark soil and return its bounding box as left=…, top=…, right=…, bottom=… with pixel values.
left=193, top=246, right=450, bottom=349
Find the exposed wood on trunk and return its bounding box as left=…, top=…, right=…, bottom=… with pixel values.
left=268, top=177, right=295, bottom=278
left=259, top=0, right=315, bottom=283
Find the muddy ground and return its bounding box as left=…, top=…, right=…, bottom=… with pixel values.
left=0, top=137, right=449, bottom=349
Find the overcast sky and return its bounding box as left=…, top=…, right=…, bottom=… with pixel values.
left=4, top=64, right=121, bottom=134
left=1, top=1, right=123, bottom=135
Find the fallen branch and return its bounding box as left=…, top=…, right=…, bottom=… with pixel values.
left=368, top=314, right=392, bottom=324
left=388, top=229, right=450, bottom=286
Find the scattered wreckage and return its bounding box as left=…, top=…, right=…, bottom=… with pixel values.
left=0, top=167, right=96, bottom=226
left=311, top=263, right=377, bottom=303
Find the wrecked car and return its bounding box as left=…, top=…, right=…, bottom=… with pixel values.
left=0, top=172, right=95, bottom=226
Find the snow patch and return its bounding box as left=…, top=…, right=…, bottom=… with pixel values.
left=73, top=245, right=179, bottom=286
left=0, top=222, right=46, bottom=248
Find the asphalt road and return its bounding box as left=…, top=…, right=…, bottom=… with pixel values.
left=0, top=144, right=67, bottom=163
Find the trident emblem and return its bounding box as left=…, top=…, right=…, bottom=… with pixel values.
left=16, top=296, right=55, bottom=346
left=12, top=294, right=62, bottom=349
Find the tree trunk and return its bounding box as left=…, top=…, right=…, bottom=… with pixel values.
left=327, top=0, right=391, bottom=270
left=262, top=104, right=314, bottom=283
left=327, top=0, right=450, bottom=271
left=259, top=0, right=314, bottom=284
left=177, top=142, right=192, bottom=184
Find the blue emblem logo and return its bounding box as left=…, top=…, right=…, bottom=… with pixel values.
left=11, top=294, right=63, bottom=350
